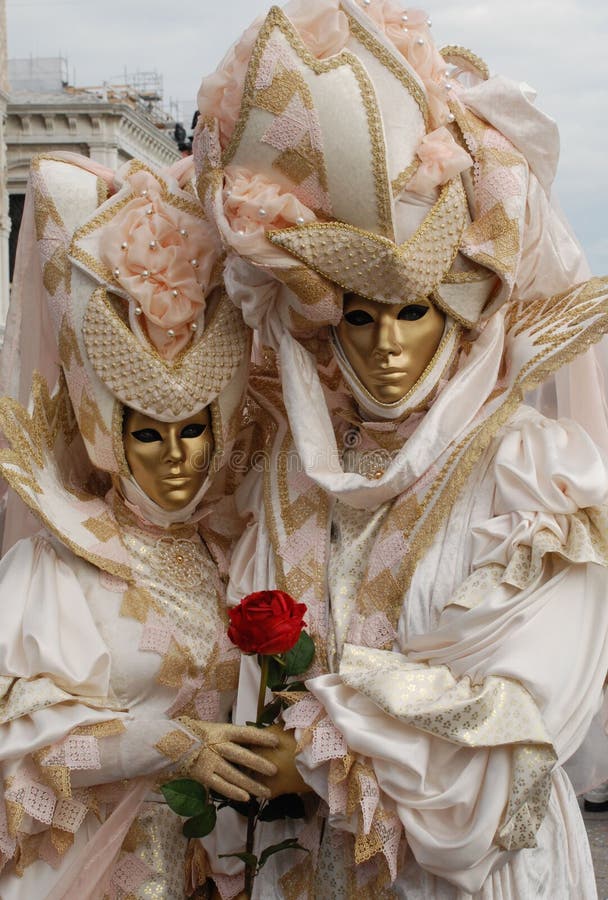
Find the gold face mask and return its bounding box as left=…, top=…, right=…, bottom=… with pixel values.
left=123, top=408, right=214, bottom=511
left=335, top=294, right=446, bottom=404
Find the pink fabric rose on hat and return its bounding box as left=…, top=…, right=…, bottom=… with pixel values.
left=99, top=169, right=221, bottom=360
left=407, top=127, right=473, bottom=195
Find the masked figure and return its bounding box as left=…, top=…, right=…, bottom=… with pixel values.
left=194, top=1, right=608, bottom=897
left=0, top=153, right=279, bottom=898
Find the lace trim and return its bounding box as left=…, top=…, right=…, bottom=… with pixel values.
left=286, top=696, right=404, bottom=883
left=1, top=721, right=126, bottom=874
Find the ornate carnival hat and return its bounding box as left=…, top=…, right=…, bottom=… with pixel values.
left=0, top=153, right=251, bottom=571
left=42, top=155, right=249, bottom=477
left=195, top=0, right=527, bottom=332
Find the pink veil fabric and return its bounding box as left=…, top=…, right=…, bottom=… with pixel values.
left=45, top=778, right=151, bottom=900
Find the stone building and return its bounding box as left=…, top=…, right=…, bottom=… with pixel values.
left=0, top=0, right=10, bottom=322
left=2, top=57, right=181, bottom=325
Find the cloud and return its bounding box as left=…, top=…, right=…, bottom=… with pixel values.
left=6, top=0, right=608, bottom=270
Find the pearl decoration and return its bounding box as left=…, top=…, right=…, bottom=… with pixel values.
left=167, top=329, right=175, bottom=338
left=427, top=17, right=432, bottom=26
left=190, top=322, right=198, bottom=332
left=134, top=306, right=143, bottom=316
left=172, top=289, right=179, bottom=298
left=142, top=269, right=149, bottom=278
left=363, top=0, right=371, bottom=6
left=191, top=259, right=199, bottom=268
left=146, top=206, right=153, bottom=215
left=141, top=189, right=148, bottom=197
left=179, top=228, right=188, bottom=237
left=416, top=37, right=424, bottom=45
left=447, top=112, right=455, bottom=123
left=120, top=241, right=128, bottom=250
left=296, top=216, right=305, bottom=225
left=149, top=240, right=157, bottom=249
left=401, top=13, right=408, bottom=22
left=445, top=81, right=453, bottom=91
left=258, top=207, right=267, bottom=218
left=113, top=268, right=120, bottom=277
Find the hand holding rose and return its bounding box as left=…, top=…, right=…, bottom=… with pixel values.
left=180, top=718, right=279, bottom=803
left=252, top=724, right=312, bottom=799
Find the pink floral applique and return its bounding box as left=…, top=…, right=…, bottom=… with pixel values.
left=407, top=127, right=473, bottom=195
left=98, top=169, right=222, bottom=361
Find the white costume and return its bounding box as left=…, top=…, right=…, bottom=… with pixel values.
left=193, top=1, right=608, bottom=897
left=0, top=154, right=250, bottom=897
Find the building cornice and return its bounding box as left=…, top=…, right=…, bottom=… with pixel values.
left=7, top=99, right=179, bottom=160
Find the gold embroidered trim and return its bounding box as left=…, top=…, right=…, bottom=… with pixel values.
left=96, top=176, right=109, bottom=208
left=222, top=6, right=394, bottom=236
left=82, top=288, right=248, bottom=418
left=440, top=45, right=490, bottom=81
left=267, top=178, right=467, bottom=303
left=0, top=374, right=133, bottom=583
left=391, top=158, right=420, bottom=197
left=346, top=12, right=430, bottom=129
left=155, top=729, right=198, bottom=763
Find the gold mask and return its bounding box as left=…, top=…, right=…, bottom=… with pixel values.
left=335, top=294, right=446, bottom=404
left=123, top=408, right=214, bottom=511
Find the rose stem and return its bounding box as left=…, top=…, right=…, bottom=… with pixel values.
left=256, top=655, right=270, bottom=726
left=244, top=654, right=271, bottom=897
left=244, top=800, right=257, bottom=897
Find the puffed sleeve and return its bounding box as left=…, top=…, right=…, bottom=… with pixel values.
left=302, top=415, right=608, bottom=892
left=0, top=536, right=203, bottom=873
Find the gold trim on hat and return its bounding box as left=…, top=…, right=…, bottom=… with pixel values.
left=221, top=5, right=395, bottom=238
left=267, top=178, right=468, bottom=304
left=82, top=288, right=249, bottom=420
left=440, top=45, right=490, bottom=81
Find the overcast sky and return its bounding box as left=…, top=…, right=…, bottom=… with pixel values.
left=6, top=0, right=608, bottom=271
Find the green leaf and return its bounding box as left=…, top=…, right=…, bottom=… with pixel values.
left=219, top=851, right=258, bottom=869
left=258, top=838, right=308, bottom=869
left=284, top=632, right=315, bottom=677
left=258, top=793, right=306, bottom=822
left=259, top=696, right=283, bottom=725
left=161, top=779, right=209, bottom=817
left=182, top=805, right=217, bottom=838
left=266, top=655, right=288, bottom=691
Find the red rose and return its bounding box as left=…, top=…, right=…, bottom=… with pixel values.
left=228, top=590, right=307, bottom=655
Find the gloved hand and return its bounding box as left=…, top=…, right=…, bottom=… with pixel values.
left=180, top=718, right=279, bottom=803
left=252, top=724, right=313, bottom=799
